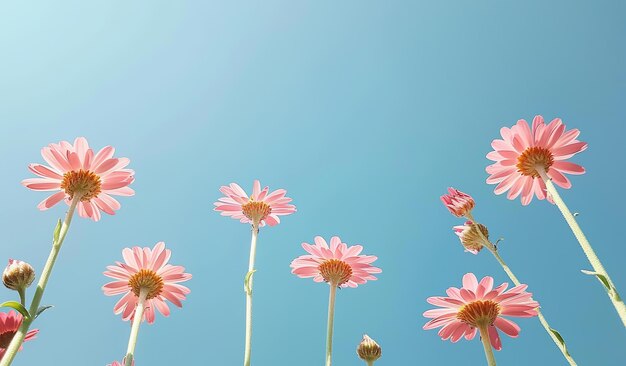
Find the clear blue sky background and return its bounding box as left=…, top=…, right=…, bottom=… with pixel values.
left=1, top=1, right=625, bottom=365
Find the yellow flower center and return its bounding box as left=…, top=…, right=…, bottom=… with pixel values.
left=516, top=147, right=554, bottom=177
left=60, top=169, right=102, bottom=201
left=128, top=269, right=164, bottom=300
left=457, top=300, right=500, bottom=328
left=0, top=330, right=16, bottom=349
left=241, top=200, right=271, bottom=223
left=319, top=259, right=353, bottom=286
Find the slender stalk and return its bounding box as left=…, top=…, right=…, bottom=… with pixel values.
left=466, top=213, right=577, bottom=365
left=365, top=361, right=374, bottom=366
left=17, top=289, right=26, bottom=307
left=0, top=197, right=79, bottom=366
left=478, top=325, right=497, bottom=366
left=326, top=283, right=338, bottom=366
left=124, top=289, right=148, bottom=366
left=244, top=222, right=259, bottom=366
left=538, top=169, right=626, bottom=326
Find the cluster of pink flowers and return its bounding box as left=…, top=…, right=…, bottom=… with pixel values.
left=0, top=116, right=615, bottom=366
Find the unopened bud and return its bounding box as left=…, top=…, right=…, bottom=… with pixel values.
left=441, top=187, right=475, bottom=218
left=453, top=221, right=489, bottom=254
left=357, top=334, right=381, bottom=363
left=3, top=259, right=35, bottom=291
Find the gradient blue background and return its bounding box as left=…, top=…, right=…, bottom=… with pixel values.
left=1, top=1, right=625, bottom=365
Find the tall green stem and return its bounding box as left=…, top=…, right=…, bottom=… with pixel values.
left=326, top=283, right=338, bottom=366
left=0, top=197, right=79, bottom=366
left=244, top=222, right=259, bottom=366
left=538, top=169, right=626, bottom=327
left=466, top=213, right=577, bottom=365
left=478, top=325, right=497, bottom=366
left=124, top=289, right=148, bottom=366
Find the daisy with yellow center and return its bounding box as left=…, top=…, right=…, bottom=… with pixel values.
left=22, top=137, right=134, bottom=221
left=0, top=138, right=135, bottom=366
left=214, top=180, right=296, bottom=366
left=102, top=242, right=191, bottom=366
left=486, top=116, right=626, bottom=327
left=442, top=188, right=577, bottom=365
left=424, top=273, right=539, bottom=366
left=291, top=236, right=381, bottom=366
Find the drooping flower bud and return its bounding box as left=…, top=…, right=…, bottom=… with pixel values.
left=357, top=334, right=381, bottom=363
left=453, top=221, right=489, bottom=254
left=441, top=187, right=475, bottom=217
left=2, top=259, right=35, bottom=292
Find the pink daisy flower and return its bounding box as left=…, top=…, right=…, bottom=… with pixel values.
left=0, top=311, right=38, bottom=360
left=441, top=188, right=475, bottom=217
left=423, top=273, right=538, bottom=350
left=102, top=242, right=191, bottom=324
left=486, top=116, right=587, bottom=205
left=22, top=137, right=135, bottom=221
left=214, top=180, right=296, bottom=227
left=290, top=236, right=381, bottom=288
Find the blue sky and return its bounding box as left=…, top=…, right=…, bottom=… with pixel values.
left=1, top=1, right=625, bottom=365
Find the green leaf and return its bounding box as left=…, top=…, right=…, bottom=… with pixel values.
left=0, top=301, right=30, bottom=319
left=34, top=305, right=53, bottom=319
left=581, top=270, right=612, bottom=292
left=549, top=328, right=571, bottom=356
left=53, top=219, right=62, bottom=243
left=244, top=270, right=256, bottom=295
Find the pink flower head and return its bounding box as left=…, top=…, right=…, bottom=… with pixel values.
left=107, top=359, right=133, bottom=366
left=214, top=180, right=296, bottom=227
left=290, top=236, right=381, bottom=288
left=440, top=188, right=475, bottom=217
left=423, top=273, right=539, bottom=350
left=452, top=221, right=489, bottom=255
left=102, top=242, right=191, bottom=324
left=0, top=311, right=39, bottom=359
left=22, top=137, right=135, bottom=221
left=486, top=116, right=587, bottom=205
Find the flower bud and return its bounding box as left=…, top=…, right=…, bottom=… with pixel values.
left=453, top=221, right=489, bottom=254
left=357, top=334, right=381, bottom=363
left=3, top=259, right=35, bottom=292
left=441, top=187, right=475, bottom=217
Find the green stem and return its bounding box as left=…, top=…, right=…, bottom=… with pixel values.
left=124, top=288, right=148, bottom=366
left=244, top=222, right=259, bottom=366
left=538, top=169, right=626, bottom=327
left=326, top=283, right=338, bottom=366
left=478, top=325, right=497, bottom=366
left=466, top=213, right=577, bottom=365
left=0, top=197, right=79, bottom=366
left=17, top=289, right=26, bottom=308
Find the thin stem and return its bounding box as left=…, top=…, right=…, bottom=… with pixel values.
left=491, top=250, right=577, bottom=365
left=538, top=169, right=626, bottom=327
left=125, top=289, right=148, bottom=366
left=17, top=289, right=26, bottom=307
left=326, top=283, right=338, bottom=366
left=466, top=212, right=577, bottom=365
left=244, top=222, right=259, bottom=366
left=0, top=197, right=79, bottom=366
left=478, top=325, right=497, bottom=366
left=365, top=361, right=374, bottom=366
